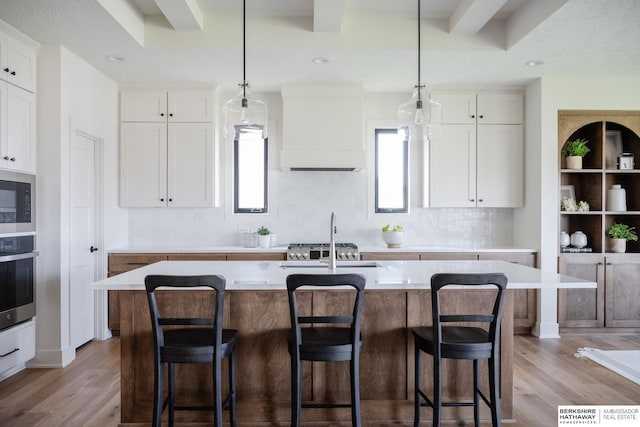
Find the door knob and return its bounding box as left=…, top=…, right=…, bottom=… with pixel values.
left=90, top=246, right=99, bottom=253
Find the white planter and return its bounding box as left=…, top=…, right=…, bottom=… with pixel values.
left=258, top=234, right=271, bottom=248
left=565, top=156, right=583, bottom=169
left=382, top=231, right=405, bottom=248
left=608, top=238, right=626, bottom=253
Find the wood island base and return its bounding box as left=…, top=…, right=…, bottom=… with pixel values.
left=118, top=289, right=514, bottom=426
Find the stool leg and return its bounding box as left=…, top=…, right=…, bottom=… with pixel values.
left=489, top=354, right=501, bottom=427
left=229, top=350, right=237, bottom=427
left=414, top=344, right=421, bottom=427
left=433, top=353, right=441, bottom=427
left=214, top=356, right=222, bottom=427
left=152, top=358, right=163, bottom=427
left=291, top=352, right=301, bottom=427
left=350, top=357, right=361, bottom=427
left=473, top=360, right=480, bottom=427
left=168, top=363, right=175, bottom=427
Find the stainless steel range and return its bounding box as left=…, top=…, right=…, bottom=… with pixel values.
left=287, top=243, right=359, bottom=261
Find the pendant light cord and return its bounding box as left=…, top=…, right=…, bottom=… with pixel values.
left=242, top=0, right=247, bottom=100
left=416, top=0, right=422, bottom=102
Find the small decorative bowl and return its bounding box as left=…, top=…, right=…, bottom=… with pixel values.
left=382, top=231, right=405, bottom=248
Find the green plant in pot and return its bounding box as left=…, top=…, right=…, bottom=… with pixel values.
left=257, top=226, right=271, bottom=248
left=562, top=138, right=590, bottom=170
left=381, top=224, right=405, bottom=248
left=606, top=223, right=638, bottom=253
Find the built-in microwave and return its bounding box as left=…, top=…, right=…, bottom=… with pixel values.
left=0, top=171, right=35, bottom=234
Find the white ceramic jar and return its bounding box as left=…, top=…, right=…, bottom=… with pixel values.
left=606, top=184, right=627, bottom=211
left=570, top=231, right=588, bottom=248
left=560, top=231, right=570, bottom=248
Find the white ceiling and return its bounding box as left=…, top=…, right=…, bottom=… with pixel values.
left=0, top=0, right=638, bottom=92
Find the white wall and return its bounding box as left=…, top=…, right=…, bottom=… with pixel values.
left=32, top=45, right=122, bottom=367
left=126, top=91, right=515, bottom=249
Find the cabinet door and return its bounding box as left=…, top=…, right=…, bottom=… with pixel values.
left=605, top=254, right=640, bottom=327
left=167, top=123, right=214, bottom=207
left=0, top=31, right=36, bottom=92
left=168, top=91, right=214, bottom=123
left=477, top=93, right=523, bottom=125
left=120, top=122, right=167, bottom=207
left=4, top=84, right=35, bottom=173
left=430, top=124, right=476, bottom=207
left=558, top=255, right=605, bottom=328
left=433, top=92, right=476, bottom=124
left=476, top=125, right=523, bottom=207
left=120, top=91, right=167, bottom=122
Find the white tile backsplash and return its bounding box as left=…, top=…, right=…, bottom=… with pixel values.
left=127, top=171, right=513, bottom=248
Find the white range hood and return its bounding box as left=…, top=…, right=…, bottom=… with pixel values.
left=280, top=84, right=364, bottom=171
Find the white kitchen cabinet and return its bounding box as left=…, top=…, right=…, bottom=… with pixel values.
left=121, top=90, right=213, bottom=123
left=0, top=29, right=37, bottom=92
left=120, top=122, right=214, bottom=207
left=429, top=91, right=523, bottom=208
left=0, top=319, right=35, bottom=380
left=0, top=82, right=36, bottom=173
left=120, top=89, right=215, bottom=207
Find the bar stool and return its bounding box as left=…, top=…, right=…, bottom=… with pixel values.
left=286, top=273, right=366, bottom=427
left=412, top=273, right=508, bottom=427
left=145, top=274, right=238, bottom=427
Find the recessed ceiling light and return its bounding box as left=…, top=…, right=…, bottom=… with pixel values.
left=312, top=57, right=329, bottom=64
left=106, top=55, right=125, bottom=62
left=525, top=60, right=544, bottom=67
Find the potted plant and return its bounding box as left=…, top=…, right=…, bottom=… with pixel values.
left=606, top=223, right=638, bottom=253
left=381, top=225, right=405, bottom=248
left=562, top=138, right=590, bottom=169
left=257, top=226, right=271, bottom=248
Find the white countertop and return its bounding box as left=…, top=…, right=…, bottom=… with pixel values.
left=107, top=245, right=537, bottom=254
left=93, top=260, right=593, bottom=291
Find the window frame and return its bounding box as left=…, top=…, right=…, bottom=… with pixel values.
left=233, top=126, right=269, bottom=214
left=374, top=128, right=409, bottom=214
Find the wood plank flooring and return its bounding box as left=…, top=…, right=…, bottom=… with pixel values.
left=0, top=334, right=638, bottom=426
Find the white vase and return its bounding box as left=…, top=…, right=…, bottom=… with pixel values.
left=566, top=156, right=583, bottom=169
left=382, top=231, right=404, bottom=248
left=560, top=231, right=570, bottom=248
left=609, top=238, right=626, bottom=253
left=606, top=184, right=627, bottom=211
left=570, top=231, right=587, bottom=248
left=258, top=234, right=271, bottom=248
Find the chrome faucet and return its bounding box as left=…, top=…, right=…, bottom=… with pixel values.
left=329, top=212, right=337, bottom=270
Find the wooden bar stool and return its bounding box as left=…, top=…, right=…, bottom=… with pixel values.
left=145, top=274, right=238, bottom=427
left=412, top=273, right=508, bottom=427
left=286, top=273, right=366, bottom=427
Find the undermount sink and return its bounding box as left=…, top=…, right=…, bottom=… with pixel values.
left=279, top=261, right=380, bottom=269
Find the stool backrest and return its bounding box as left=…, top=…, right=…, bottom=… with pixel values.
left=144, top=274, right=226, bottom=349
left=286, top=273, right=366, bottom=345
left=430, top=272, right=508, bottom=348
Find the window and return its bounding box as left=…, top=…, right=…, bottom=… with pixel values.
left=375, top=129, right=408, bottom=213
left=234, top=126, right=268, bottom=213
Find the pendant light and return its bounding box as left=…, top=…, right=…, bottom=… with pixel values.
left=223, top=0, right=268, bottom=139
left=398, top=0, right=441, bottom=141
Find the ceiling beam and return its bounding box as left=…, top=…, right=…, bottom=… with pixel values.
left=505, top=0, right=570, bottom=48
left=449, top=0, right=508, bottom=34
left=96, top=0, right=145, bottom=45
left=313, top=0, right=346, bottom=32
left=153, top=0, right=203, bottom=31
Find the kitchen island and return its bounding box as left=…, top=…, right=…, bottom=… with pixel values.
left=93, top=260, right=594, bottom=426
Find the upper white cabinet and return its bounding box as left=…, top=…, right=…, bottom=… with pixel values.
left=0, top=82, right=36, bottom=173
left=120, top=90, right=215, bottom=207
left=121, top=90, right=213, bottom=123
left=429, top=92, right=524, bottom=208
left=0, top=29, right=37, bottom=92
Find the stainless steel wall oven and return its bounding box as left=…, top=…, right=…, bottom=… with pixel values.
left=0, top=234, right=36, bottom=330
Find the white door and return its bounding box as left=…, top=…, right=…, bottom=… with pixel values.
left=69, top=130, right=98, bottom=348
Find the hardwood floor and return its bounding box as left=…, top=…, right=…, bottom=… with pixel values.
left=0, top=334, right=638, bottom=426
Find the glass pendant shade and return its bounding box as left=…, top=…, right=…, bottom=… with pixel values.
left=398, top=86, right=441, bottom=140
left=223, top=84, right=268, bottom=139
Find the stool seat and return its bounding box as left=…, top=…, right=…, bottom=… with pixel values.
left=412, top=326, right=492, bottom=359
left=162, top=328, right=238, bottom=363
